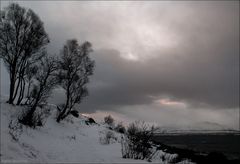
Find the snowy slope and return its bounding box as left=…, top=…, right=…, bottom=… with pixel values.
left=1, top=100, right=193, bottom=163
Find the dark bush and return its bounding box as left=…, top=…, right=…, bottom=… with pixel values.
left=121, top=121, right=158, bottom=160
left=85, top=117, right=96, bottom=125
left=104, top=115, right=114, bottom=126
left=18, top=107, right=50, bottom=128
left=70, top=110, right=79, bottom=118
left=115, top=122, right=126, bottom=134
left=88, top=117, right=96, bottom=124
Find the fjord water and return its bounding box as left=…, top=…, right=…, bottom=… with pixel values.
left=153, top=133, right=240, bottom=160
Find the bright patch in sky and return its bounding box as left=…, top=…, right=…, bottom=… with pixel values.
left=157, top=98, right=186, bottom=107
left=121, top=52, right=139, bottom=61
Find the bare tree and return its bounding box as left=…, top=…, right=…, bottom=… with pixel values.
left=56, top=39, right=94, bottom=123
left=0, top=3, right=49, bottom=104
left=19, top=55, right=58, bottom=127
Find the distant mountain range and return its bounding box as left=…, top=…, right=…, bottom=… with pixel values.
left=156, top=121, right=239, bottom=134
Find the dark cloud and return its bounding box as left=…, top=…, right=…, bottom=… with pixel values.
left=1, top=1, right=239, bottom=128
left=78, top=39, right=239, bottom=112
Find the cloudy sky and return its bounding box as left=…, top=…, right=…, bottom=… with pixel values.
left=1, top=1, right=239, bottom=129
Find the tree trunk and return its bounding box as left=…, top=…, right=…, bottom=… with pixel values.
left=56, top=98, right=71, bottom=122
left=8, top=71, right=16, bottom=104
left=56, top=83, right=70, bottom=123
left=20, top=80, right=26, bottom=103
left=16, top=78, right=25, bottom=105
left=12, top=78, right=21, bottom=102
left=56, top=105, right=68, bottom=122
left=16, top=78, right=22, bottom=105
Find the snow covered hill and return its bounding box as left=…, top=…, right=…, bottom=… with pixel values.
left=0, top=100, right=193, bottom=163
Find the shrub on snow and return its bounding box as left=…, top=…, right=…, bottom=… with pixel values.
left=104, top=115, right=114, bottom=127
left=114, top=122, right=126, bottom=134
left=18, top=106, right=51, bottom=128
left=121, top=121, right=158, bottom=160
left=99, top=130, right=117, bottom=145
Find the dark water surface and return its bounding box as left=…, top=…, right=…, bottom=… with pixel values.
left=153, top=133, right=240, bottom=159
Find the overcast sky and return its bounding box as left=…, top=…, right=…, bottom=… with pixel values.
left=1, top=1, right=239, bottom=129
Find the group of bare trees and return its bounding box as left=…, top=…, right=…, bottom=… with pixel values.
left=0, top=3, right=94, bottom=127
left=0, top=3, right=49, bottom=105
